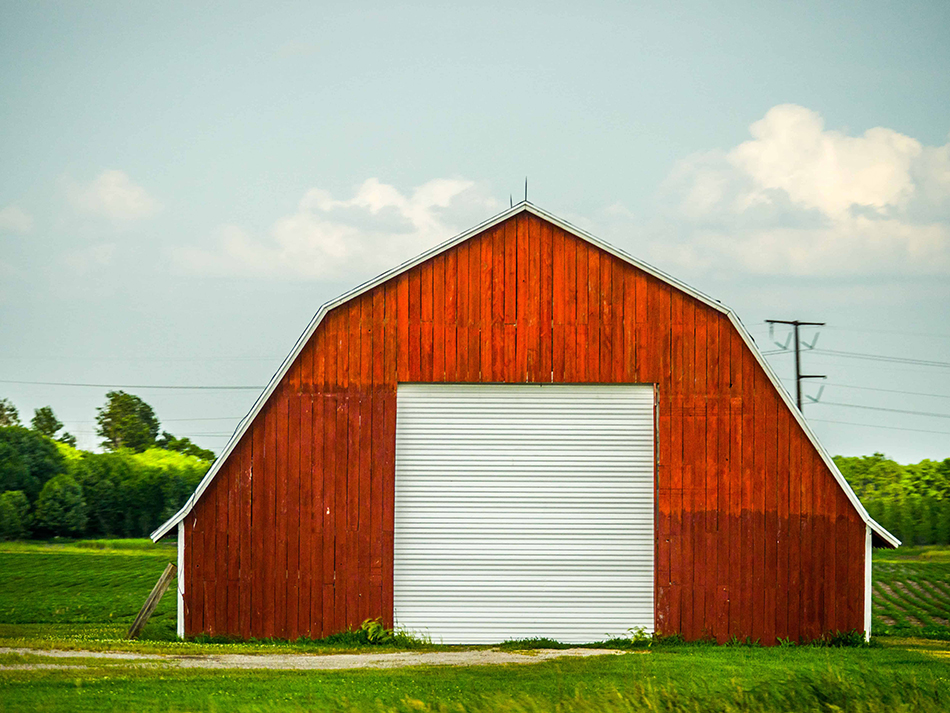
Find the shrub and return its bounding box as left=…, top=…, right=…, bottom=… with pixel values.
left=0, top=490, right=31, bottom=540
left=360, top=617, right=393, bottom=644
left=603, top=627, right=654, bottom=649
left=34, top=474, right=88, bottom=537
left=811, top=630, right=869, bottom=648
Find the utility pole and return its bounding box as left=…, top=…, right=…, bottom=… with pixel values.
left=765, top=319, right=826, bottom=412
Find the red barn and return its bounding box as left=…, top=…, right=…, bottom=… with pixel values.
left=152, top=202, right=898, bottom=645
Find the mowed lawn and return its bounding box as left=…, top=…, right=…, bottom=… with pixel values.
left=2, top=541, right=950, bottom=712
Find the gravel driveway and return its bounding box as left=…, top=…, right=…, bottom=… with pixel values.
left=0, top=646, right=636, bottom=671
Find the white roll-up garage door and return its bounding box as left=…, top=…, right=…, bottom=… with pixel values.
left=394, top=383, right=655, bottom=644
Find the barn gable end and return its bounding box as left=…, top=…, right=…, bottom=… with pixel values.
left=154, top=203, right=897, bottom=644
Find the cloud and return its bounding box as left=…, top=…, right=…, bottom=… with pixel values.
left=0, top=205, right=33, bottom=233
left=652, top=105, right=950, bottom=276
left=69, top=170, right=161, bottom=222
left=174, top=178, right=499, bottom=280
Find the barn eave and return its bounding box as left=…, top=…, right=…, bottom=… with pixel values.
left=150, top=201, right=899, bottom=549
left=869, top=518, right=901, bottom=548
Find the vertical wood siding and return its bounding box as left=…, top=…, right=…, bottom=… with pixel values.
left=184, top=212, right=866, bottom=644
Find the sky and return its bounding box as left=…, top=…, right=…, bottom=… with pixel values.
left=1, top=1, right=948, bottom=464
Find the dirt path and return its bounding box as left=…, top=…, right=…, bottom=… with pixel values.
left=0, top=646, right=636, bottom=671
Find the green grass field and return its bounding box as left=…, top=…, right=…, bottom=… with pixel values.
left=0, top=539, right=179, bottom=645
left=2, top=541, right=950, bottom=712
left=873, top=546, right=950, bottom=636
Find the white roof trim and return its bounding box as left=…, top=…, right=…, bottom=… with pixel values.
left=151, top=202, right=900, bottom=548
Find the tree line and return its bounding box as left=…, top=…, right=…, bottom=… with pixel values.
left=0, top=392, right=214, bottom=540
left=834, top=453, right=950, bottom=546
left=2, top=390, right=946, bottom=547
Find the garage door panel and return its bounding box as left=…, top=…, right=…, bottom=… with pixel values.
left=394, top=383, right=655, bottom=644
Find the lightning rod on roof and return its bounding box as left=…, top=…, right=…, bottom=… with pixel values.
left=510, top=194, right=513, bottom=208
left=524, top=177, right=528, bottom=202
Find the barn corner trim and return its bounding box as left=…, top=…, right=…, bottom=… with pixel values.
left=150, top=201, right=900, bottom=549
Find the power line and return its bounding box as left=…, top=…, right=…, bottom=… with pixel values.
left=0, top=355, right=281, bottom=362
left=72, top=431, right=234, bottom=437
left=162, top=416, right=244, bottom=422
left=0, top=379, right=263, bottom=390
left=778, top=359, right=950, bottom=379
left=808, top=418, right=950, bottom=436
left=816, top=401, right=950, bottom=420
left=778, top=378, right=950, bottom=401
left=762, top=347, right=950, bottom=369
left=81, top=416, right=242, bottom=423
left=821, top=326, right=950, bottom=340
left=826, top=383, right=950, bottom=400
left=754, top=323, right=950, bottom=340
left=812, top=348, right=950, bottom=368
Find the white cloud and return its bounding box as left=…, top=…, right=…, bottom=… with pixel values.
left=730, top=105, right=923, bottom=218
left=652, top=105, right=950, bottom=275
left=174, top=178, right=499, bottom=280
left=0, top=205, right=33, bottom=233
left=69, top=170, right=161, bottom=222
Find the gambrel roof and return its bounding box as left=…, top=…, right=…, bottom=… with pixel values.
left=151, top=202, right=899, bottom=548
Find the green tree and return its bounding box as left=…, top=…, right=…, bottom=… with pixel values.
left=0, top=398, right=19, bottom=427
left=0, top=490, right=30, bottom=540
left=899, top=494, right=918, bottom=546
left=70, top=452, right=130, bottom=537
left=865, top=498, right=885, bottom=528
left=835, top=453, right=950, bottom=544
left=30, top=406, right=77, bottom=447
left=0, top=440, right=29, bottom=495
left=156, top=431, right=215, bottom=462
left=0, top=426, right=67, bottom=503
left=938, top=498, right=950, bottom=546
left=937, top=459, right=950, bottom=501
left=64, top=448, right=210, bottom=538
left=34, top=474, right=87, bottom=537
left=915, top=460, right=941, bottom=497
left=30, top=406, right=63, bottom=438
left=919, top=496, right=938, bottom=545
left=835, top=452, right=908, bottom=503
left=95, top=391, right=160, bottom=452
left=880, top=495, right=898, bottom=535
